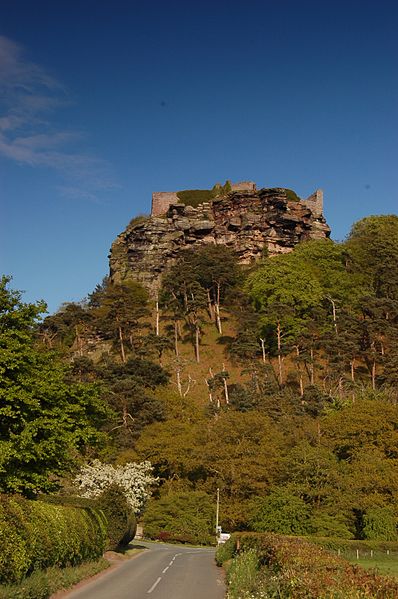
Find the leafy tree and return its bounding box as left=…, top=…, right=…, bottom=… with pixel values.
left=345, top=215, right=398, bottom=300
left=96, top=482, right=137, bottom=549
left=40, top=301, right=93, bottom=354
left=182, top=245, right=242, bottom=333
left=93, top=280, right=149, bottom=363
left=143, top=490, right=215, bottom=545
left=249, top=488, right=313, bottom=535
left=362, top=507, right=398, bottom=541
left=95, top=357, right=169, bottom=448
left=0, top=276, right=110, bottom=496
left=74, top=459, right=156, bottom=515
left=161, top=261, right=207, bottom=362
left=247, top=252, right=324, bottom=385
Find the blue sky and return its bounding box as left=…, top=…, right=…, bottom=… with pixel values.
left=1, top=0, right=397, bottom=313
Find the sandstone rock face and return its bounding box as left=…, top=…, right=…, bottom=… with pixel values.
left=109, top=188, right=331, bottom=296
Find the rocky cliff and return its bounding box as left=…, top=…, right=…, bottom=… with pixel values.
left=109, top=187, right=331, bottom=296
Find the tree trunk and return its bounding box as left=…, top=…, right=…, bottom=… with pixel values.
left=215, top=283, right=222, bottom=334
left=310, top=348, right=315, bottom=385
left=195, top=323, right=200, bottom=363
left=350, top=358, right=355, bottom=382
left=174, top=320, right=179, bottom=357
left=296, top=346, right=304, bottom=397
left=207, top=290, right=214, bottom=321
left=371, top=359, right=376, bottom=390
left=155, top=298, right=160, bottom=336
left=222, top=363, right=229, bottom=404
left=260, top=338, right=266, bottom=364
left=328, top=297, right=338, bottom=335
left=277, top=320, right=283, bottom=387
left=215, top=302, right=222, bottom=335
left=176, top=367, right=182, bottom=397
left=118, top=325, right=126, bottom=363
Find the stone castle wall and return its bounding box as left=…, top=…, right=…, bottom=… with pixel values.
left=230, top=181, right=256, bottom=192
left=151, top=192, right=180, bottom=216
left=151, top=181, right=257, bottom=216
left=303, top=189, right=323, bottom=217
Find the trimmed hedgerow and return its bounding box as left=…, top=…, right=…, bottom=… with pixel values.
left=0, top=494, right=107, bottom=584
left=96, top=483, right=137, bottom=550
left=217, top=532, right=398, bottom=598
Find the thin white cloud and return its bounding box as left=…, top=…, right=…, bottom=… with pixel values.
left=0, top=35, right=115, bottom=198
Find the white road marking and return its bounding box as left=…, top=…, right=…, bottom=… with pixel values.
left=147, top=577, right=162, bottom=594
left=162, top=566, right=169, bottom=573
left=169, top=560, right=174, bottom=566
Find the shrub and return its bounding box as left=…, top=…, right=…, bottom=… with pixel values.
left=96, top=483, right=137, bottom=550
left=0, top=494, right=107, bottom=584
left=249, top=488, right=313, bottom=535
left=74, top=459, right=156, bottom=515
left=143, top=490, right=214, bottom=545
left=226, top=548, right=259, bottom=599
left=362, top=507, right=398, bottom=541
left=283, top=188, right=300, bottom=202
left=176, top=189, right=216, bottom=207
left=218, top=532, right=398, bottom=598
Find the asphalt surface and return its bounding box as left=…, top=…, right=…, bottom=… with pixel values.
left=64, top=541, right=225, bottom=599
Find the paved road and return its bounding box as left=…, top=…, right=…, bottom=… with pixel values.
left=64, top=541, right=225, bottom=599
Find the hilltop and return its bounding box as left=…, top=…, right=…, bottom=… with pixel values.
left=109, top=182, right=330, bottom=296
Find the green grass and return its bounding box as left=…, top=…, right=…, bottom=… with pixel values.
left=348, top=555, right=398, bottom=578
left=0, top=559, right=110, bottom=599
left=176, top=189, right=216, bottom=207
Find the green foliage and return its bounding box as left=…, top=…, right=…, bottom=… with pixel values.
left=128, top=214, right=149, bottom=228
left=96, top=483, right=137, bottom=549
left=225, top=548, right=259, bottom=599
left=346, top=214, right=398, bottom=300
left=215, top=537, right=235, bottom=566
left=176, top=180, right=233, bottom=207
left=283, top=188, right=300, bottom=202
left=362, top=507, right=398, bottom=541
left=221, top=532, right=398, bottom=598
left=176, top=189, right=215, bottom=207
left=0, top=494, right=107, bottom=584
left=0, top=277, right=111, bottom=496
left=143, top=490, right=215, bottom=545
left=93, top=280, right=149, bottom=362
left=0, top=559, right=109, bottom=599
left=249, top=488, right=313, bottom=535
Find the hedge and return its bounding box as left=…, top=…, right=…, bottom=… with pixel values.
left=217, top=532, right=398, bottom=598
left=0, top=494, right=107, bottom=584
left=43, top=488, right=137, bottom=551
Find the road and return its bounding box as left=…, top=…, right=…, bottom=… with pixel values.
left=64, top=541, right=225, bottom=599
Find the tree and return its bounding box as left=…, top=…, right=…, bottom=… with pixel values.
left=248, top=488, right=313, bottom=535
left=143, top=490, right=215, bottom=544
left=161, top=261, right=207, bottom=363
left=247, top=252, right=324, bottom=385
left=345, top=215, right=398, bottom=300
left=0, top=276, right=110, bottom=496
left=183, top=245, right=242, bottom=334
left=74, top=459, right=156, bottom=515
left=94, top=280, right=149, bottom=363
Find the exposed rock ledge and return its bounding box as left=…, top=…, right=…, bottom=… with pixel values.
left=109, top=188, right=331, bottom=296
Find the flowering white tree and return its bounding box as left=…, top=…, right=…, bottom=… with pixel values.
left=74, top=460, right=157, bottom=515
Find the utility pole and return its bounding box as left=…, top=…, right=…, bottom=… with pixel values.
left=215, top=488, right=220, bottom=537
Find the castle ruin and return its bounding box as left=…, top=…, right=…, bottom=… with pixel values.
left=151, top=181, right=323, bottom=218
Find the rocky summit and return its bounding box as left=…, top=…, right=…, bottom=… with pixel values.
left=109, top=186, right=331, bottom=296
